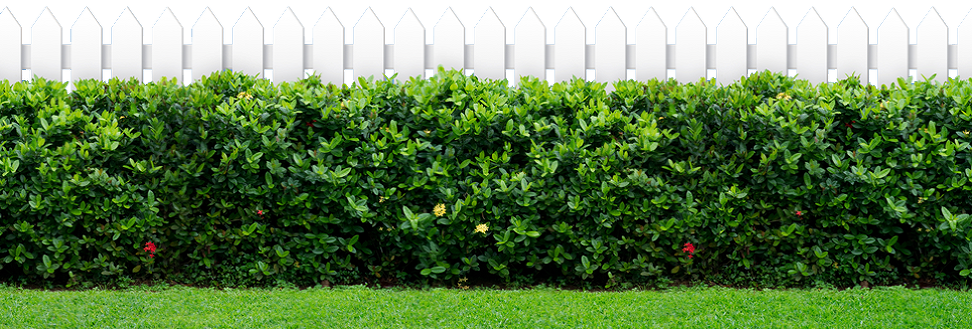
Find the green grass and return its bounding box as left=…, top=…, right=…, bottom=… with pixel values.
left=0, top=284, right=970, bottom=328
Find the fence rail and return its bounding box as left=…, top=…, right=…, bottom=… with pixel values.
left=0, top=6, right=969, bottom=92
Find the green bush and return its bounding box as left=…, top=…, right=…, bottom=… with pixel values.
left=1, top=67, right=970, bottom=288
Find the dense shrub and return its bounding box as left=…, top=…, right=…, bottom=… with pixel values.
left=1, top=67, right=970, bottom=288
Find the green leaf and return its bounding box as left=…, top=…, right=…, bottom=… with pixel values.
left=961, top=269, right=971, bottom=277
left=942, top=206, right=953, bottom=220
left=431, top=266, right=446, bottom=274
left=243, top=222, right=259, bottom=236
left=525, top=231, right=541, bottom=238
left=420, top=268, right=432, bottom=276
left=873, top=168, right=891, bottom=179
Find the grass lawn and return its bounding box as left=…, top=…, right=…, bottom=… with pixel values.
left=0, top=284, right=970, bottom=328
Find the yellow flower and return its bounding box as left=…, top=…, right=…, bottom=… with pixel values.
left=236, top=91, right=253, bottom=100
left=965, top=130, right=970, bottom=136
left=918, top=197, right=925, bottom=204
left=424, top=129, right=431, bottom=135
left=379, top=196, right=385, bottom=203
left=433, top=203, right=446, bottom=217
left=775, top=92, right=792, bottom=100
left=474, top=223, right=489, bottom=234
left=459, top=277, right=468, bottom=283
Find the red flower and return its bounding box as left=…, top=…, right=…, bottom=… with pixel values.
left=143, top=242, right=157, bottom=259
left=257, top=210, right=264, bottom=216
left=682, top=243, right=696, bottom=258
left=796, top=211, right=803, bottom=216
left=143, top=242, right=156, bottom=253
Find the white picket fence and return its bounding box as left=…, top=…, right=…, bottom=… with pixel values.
left=0, top=5, right=969, bottom=92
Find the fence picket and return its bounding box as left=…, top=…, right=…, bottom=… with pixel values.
left=5, top=6, right=971, bottom=89
left=960, top=10, right=972, bottom=81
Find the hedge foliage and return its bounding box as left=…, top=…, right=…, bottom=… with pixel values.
left=1, top=68, right=971, bottom=288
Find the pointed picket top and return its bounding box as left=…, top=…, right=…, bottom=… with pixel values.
left=0, top=4, right=24, bottom=84
left=68, top=4, right=105, bottom=39
left=716, top=7, right=748, bottom=86
left=473, top=4, right=510, bottom=33
left=553, top=4, right=588, bottom=28
left=189, top=3, right=226, bottom=29
left=834, top=4, right=874, bottom=45
left=312, top=7, right=343, bottom=85
left=27, top=4, right=64, bottom=30
left=958, top=8, right=972, bottom=80
left=591, top=4, right=628, bottom=93
left=672, top=4, right=711, bottom=44
left=350, top=4, right=388, bottom=45
left=792, top=4, right=833, bottom=85
left=351, top=3, right=388, bottom=28
left=269, top=4, right=308, bottom=83
left=712, top=4, right=752, bottom=32
left=108, top=4, right=147, bottom=82
left=793, top=4, right=833, bottom=44
left=510, top=3, right=548, bottom=44
left=474, top=7, right=506, bottom=82
left=229, top=4, right=267, bottom=44
left=229, top=4, right=272, bottom=79
left=836, top=7, right=868, bottom=85
left=27, top=4, right=64, bottom=81
left=834, top=4, right=871, bottom=30
left=67, top=4, right=106, bottom=89
left=914, top=4, right=952, bottom=44
left=429, top=4, right=469, bottom=74
left=672, top=4, right=712, bottom=83
left=874, top=5, right=912, bottom=38
left=631, top=5, right=672, bottom=82
left=149, top=4, right=186, bottom=30
left=675, top=4, right=712, bottom=28
left=752, top=4, right=791, bottom=73
left=753, top=4, right=790, bottom=44
left=148, top=4, right=186, bottom=85
left=507, top=4, right=550, bottom=87
left=269, top=4, right=309, bottom=44
left=551, top=4, right=592, bottom=45
left=189, top=4, right=229, bottom=44
left=591, top=4, right=628, bottom=28
left=388, top=5, right=429, bottom=44
left=351, top=4, right=388, bottom=83
left=0, top=4, right=24, bottom=36
left=310, top=4, right=350, bottom=44
left=67, top=4, right=106, bottom=44
left=429, top=4, right=469, bottom=45
left=917, top=7, right=948, bottom=84
left=551, top=4, right=592, bottom=83
left=874, top=5, right=913, bottom=86
left=631, top=4, right=671, bottom=37
left=108, top=3, right=145, bottom=44
left=189, top=4, right=229, bottom=83
left=388, top=5, right=429, bottom=82
left=712, top=4, right=752, bottom=44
